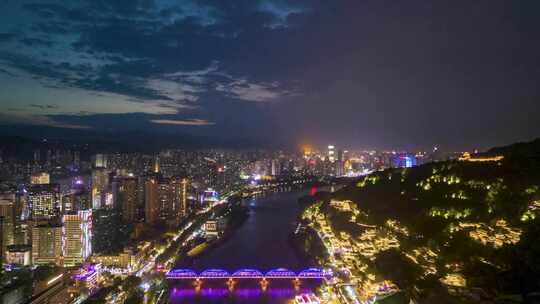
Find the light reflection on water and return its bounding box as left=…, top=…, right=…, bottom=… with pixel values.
left=169, top=287, right=312, bottom=303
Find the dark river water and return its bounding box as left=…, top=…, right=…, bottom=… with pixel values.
left=168, top=187, right=323, bottom=303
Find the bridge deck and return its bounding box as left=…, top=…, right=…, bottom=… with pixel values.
left=166, top=268, right=332, bottom=280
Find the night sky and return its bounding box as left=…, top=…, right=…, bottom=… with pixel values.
left=0, top=0, right=539, bottom=150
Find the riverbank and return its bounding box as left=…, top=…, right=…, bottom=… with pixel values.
left=178, top=203, right=250, bottom=264
left=289, top=188, right=338, bottom=267
left=288, top=225, right=328, bottom=268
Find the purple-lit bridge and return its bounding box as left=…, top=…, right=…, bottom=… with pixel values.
left=166, top=268, right=332, bottom=280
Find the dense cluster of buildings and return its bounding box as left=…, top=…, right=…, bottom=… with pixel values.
left=0, top=146, right=447, bottom=266
left=300, top=145, right=450, bottom=177
left=0, top=147, right=413, bottom=266
left=0, top=145, right=442, bottom=303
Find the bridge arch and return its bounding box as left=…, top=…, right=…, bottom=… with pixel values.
left=231, top=268, right=264, bottom=279
left=167, top=268, right=197, bottom=279
left=199, top=269, right=230, bottom=278
left=297, top=268, right=330, bottom=279
left=265, top=268, right=297, bottom=278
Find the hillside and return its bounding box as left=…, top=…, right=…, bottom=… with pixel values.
left=301, top=143, right=540, bottom=303
left=484, top=137, right=540, bottom=159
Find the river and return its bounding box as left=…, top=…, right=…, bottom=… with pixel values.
left=168, top=187, right=323, bottom=303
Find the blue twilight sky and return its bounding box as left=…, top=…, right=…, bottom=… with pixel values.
left=0, top=0, right=539, bottom=149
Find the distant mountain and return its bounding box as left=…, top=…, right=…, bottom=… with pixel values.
left=484, top=137, right=540, bottom=158
left=0, top=124, right=285, bottom=157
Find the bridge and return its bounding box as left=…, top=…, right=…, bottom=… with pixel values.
left=166, top=268, right=332, bottom=280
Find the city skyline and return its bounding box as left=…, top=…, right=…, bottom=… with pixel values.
left=2, top=2, right=540, bottom=303
left=1, top=1, right=539, bottom=150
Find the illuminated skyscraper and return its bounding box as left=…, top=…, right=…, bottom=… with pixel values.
left=91, top=168, right=110, bottom=209
left=271, top=159, right=280, bottom=176
left=328, top=145, right=336, bottom=163
left=144, top=176, right=159, bottom=224
left=62, top=210, right=92, bottom=266
left=157, top=181, right=172, bottom=221
left=93, top=154, right=108, bottom=168
left=28, top=184, right=61, bottom=219
left=31, top=222, right=62, bottom=265
left=335, top=149, right=345, bottom=176
left=116, top=177, right=138, bottom=223
left=30, top=172, right=50, bottom=185
left=171, top=177, right=189, bottom=223
left=153, top=155, right=160, bottom=173
left=392, top=154, right=417, bottom=168
left=0, top=217, right=2, bottom=267
left=63, top=187, right=90, bottom=213
left=145, top=176, right=188, bottom=225
left=92, top=208, right=123, bottom=254
left=0, top=196, right=15, bottom=258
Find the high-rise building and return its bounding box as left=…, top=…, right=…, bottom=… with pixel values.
left=32, top=222, right=62, bottom=265
left=46, top=149, right=53, bottom=167
left=170, top=177, right=188, bottom=224
left=91, top=168, right=110, bottom=209
left=144, top=176, right=159, bottom=224
left=33, top=149, right=41, bottom=164
left=63, top=187, right=90, bottom=213
left=5, top=191, right=30, bottom=244
left=116, top=177, right=138, bottom=223
left=392, top=154, right=417, bottom=168
left=0, top=196, right=15, bottom=260
left=335, top=161, right=344, bottom=177
left=0, top=217, right=3, bottom=266
left=145, top=176, right=188, bottom=225
left=28, top=184, right=61, bottom=219
left=337, top=149, right=344, bottom=162
left=92, top=209, right=124, bottom=254
left=30, top=172, right=50, bottom=185
left=93, top=154, right=108, bottom=169
left=136, top=176, right=146, bottom=221
left=328, top=145, right=336, bottom=163
left=153, top=155, right=160, bottom=173
left=271, top=159, right=280, bottom=176
left=62, top=210, right=92, bottom=266
left=157, top=180, right=172, bottom=221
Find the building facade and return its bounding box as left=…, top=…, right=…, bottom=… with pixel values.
left=30, top=172, right=50, bottom=185
left=28, top=184, right=61, bottom=219
left=62, top=210, right=92, bottom=266
left=32, top=223, right=62, bottom=265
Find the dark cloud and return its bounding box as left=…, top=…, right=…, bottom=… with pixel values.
left=20, top=37, right=54, bottom=47
left=30, top=21, right=71, bottom=34
left=0, top=0, right=539, bottom=149
left=0, top=33, right=16, bottom=42
left=28, top=104, right=59, bottom=110
left=0, top=67, right=18, bottom=77
left=3, top=0, right=306, bottom=102
left=0, top=52, right=67, bottom=80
